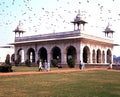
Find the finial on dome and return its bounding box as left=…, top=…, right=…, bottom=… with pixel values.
left=13, top=20, right=25, bottom=37
left=106, top=22, right=110, bottom=29
left=75, top=10, right=81, bottom=22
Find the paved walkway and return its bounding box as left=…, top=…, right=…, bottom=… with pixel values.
left=0, top=68, right=119, bottom=76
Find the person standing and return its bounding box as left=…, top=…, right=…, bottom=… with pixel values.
left=44, top=60, right=48, bottom=71
left=79, top=61, right=85, bottom=70
left=109, top=63, right=112, bottom=69
left=47, top=62, right=50, bottom=71
left=38, top=60, right=43, bottom=71
left=79, top=61, right=82, bottom=69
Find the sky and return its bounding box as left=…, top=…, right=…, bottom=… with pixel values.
left=0, top=0, right=120, bottom=56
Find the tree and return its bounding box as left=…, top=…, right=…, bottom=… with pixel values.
left=5, top=54, right=11, bottom=65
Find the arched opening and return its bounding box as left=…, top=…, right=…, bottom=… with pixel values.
left=83, top=46, right=90, bottom=63
left=38, top=47, right=47, bottom=62
left=67, top=46, right=76, bottom=67
left=17, top=48, right=24, bottom=63
left=11, top=54, right=15, bottom=62
left=27, top=48, right=35, bottom=63
left=92, top=49, right=95, bottom=63
left=51, top=46, right=61, bottom=62
left=107, top=49, right=112, bottom=63
left=97, top=49, right=101, bottom=63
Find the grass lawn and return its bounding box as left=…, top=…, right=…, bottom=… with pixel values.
left=0, top=66, right=120, bottom=97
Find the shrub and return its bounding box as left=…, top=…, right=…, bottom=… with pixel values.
left=5, top=54, right=11, bottom=65
left=51, top=59, right=58, bottom=67
left=14, top=59, right=20, bottom=66
left=0, top=65, right=13, bottom=72
left=67, top=58, right=75, bottom=68
left=5, top=59, right=11, bottom=65
left=25, top=59, right=31, bottom=67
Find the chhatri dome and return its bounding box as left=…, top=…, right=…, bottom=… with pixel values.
left=103, top=23, right=114, bottom=38
left=71, top=10, right=87, bottom=31
left=13, top=21, right=25, bottom=37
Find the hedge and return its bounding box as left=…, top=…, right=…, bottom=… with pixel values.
left=0, top=65, right=13, bottom=72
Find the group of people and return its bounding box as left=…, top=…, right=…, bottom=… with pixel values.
left=38, top=59, right=86, bottom=71
left=38, top=60, right=114, bottom=71
left=38, top=60, right=50, bottom=71
left=38, top=60, right=85, bottom=71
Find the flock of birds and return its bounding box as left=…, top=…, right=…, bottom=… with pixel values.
left=0, top=0, right=120, bottom=35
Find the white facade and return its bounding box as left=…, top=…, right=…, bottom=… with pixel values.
left=0, top=45, right=14, bottom=63
left=11, top=13, right=114, bottom=67
left=11, top=30, right=114, bottom=67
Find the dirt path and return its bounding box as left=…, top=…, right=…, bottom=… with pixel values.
left=0, top=68, right=119, bottom=76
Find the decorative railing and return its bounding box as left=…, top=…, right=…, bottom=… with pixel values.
left=15, top=30, right=113, bottom=44
left=15, top=30, right=80, bottom=42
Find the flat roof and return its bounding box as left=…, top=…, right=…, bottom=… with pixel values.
left=10, top=30, right=114, bottom=45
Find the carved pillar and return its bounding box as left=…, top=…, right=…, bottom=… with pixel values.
left=90, top=52, right=92, bottom=63
left=59, top=46, right=66, bottom=65
left=105, top=52, right=107, bottom=63
left=35, top=51, right=38, bottom=63
left=24, top=48, right=28, bottom=62
left=61, top=52, right=67, bottom=64
left=80, top=43, right=83, bottom=62
left=47, top=52, right=51, bottom=63
left=35, top=44, right=38, bottom=63
left=77, top=50, right=80, bottom=64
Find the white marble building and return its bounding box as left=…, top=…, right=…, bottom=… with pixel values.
left=11, top=13, right=115, bottom=67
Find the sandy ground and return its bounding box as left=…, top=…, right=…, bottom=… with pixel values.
left=0, top=68, right=119, bottom=76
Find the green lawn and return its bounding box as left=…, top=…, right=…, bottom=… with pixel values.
left=0, top=66, right=120, bottom=97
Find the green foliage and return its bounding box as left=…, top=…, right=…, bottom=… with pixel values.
left=0, top=65, right=13, bottom=72
left=25, top=59, right=31, bottom=67
left=5, top=59, right=11, bottom=65
left=14, top=59, right=20, bottom=66
left=5, top=54, right=11, bottom=65
left=51, top=59, right=58, bottom=67
left=67, top=58, right=75, bottom=68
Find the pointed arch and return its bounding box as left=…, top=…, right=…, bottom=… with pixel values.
left=51, top=46, right=61, bottom=62
left=107, top=49, right=112, bottom=63
left=27, top=48, right=35, bottom=63
left=38, top=47, right=47, bottom=62
left=83, top=46, right=90, bottom=63
left=66, top=46, right=77, bottom=67
left=97, top=49, right=101, bottom=63
left=17, top=48, right=24, bottom=63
